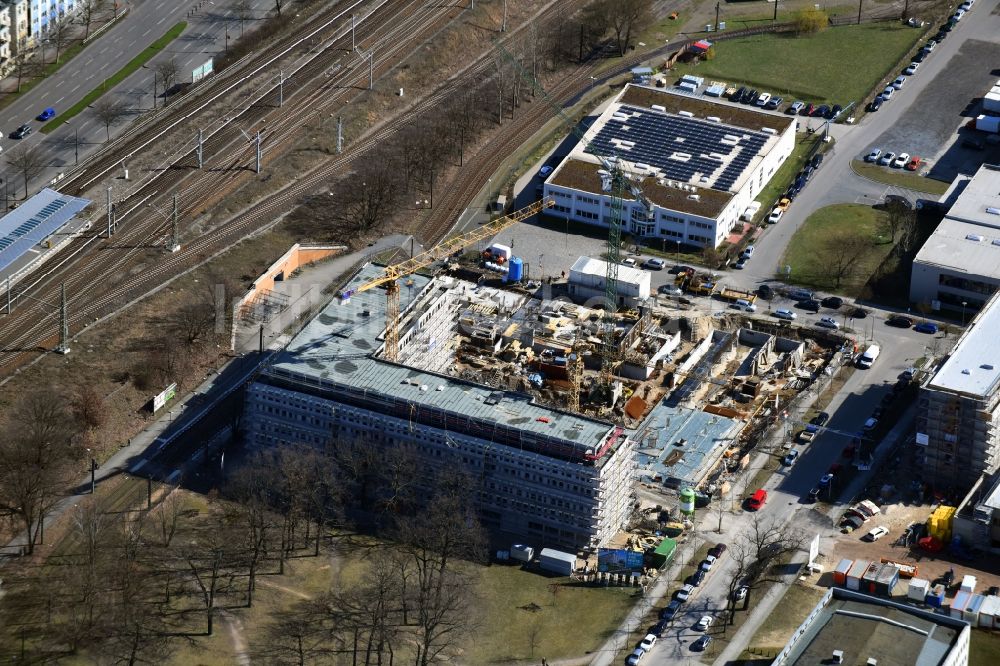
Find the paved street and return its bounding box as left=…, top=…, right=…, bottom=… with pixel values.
left=0, top=0, right=279, bottom=196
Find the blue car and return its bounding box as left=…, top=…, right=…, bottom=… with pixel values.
left=37, top=107, right=55, bottom=121
left=914, top=322, right=938, bottom=334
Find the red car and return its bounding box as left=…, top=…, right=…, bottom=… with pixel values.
left=905, top=156, right=922, bottom=171
left=828, top=463, right=843, bottom=476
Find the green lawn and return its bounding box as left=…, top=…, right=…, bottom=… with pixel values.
left=754, top=135, right=823, bottom=221
left=970, top=628, right=1000, bottom=666
left=41, top=21, right=186, bottom=134
left=467, top=565, right=636, bottom=663
left=740, top=583, right=826, bottom=659
left=780, top=204, right=895, bottom=295
left=851, top=160, right=951, bottom=195
left=671, top=23, right=925, bottom=105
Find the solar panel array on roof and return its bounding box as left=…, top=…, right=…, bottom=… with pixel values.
left=0, top=188, right=91, bottom=276
left=586, top=104, right=769, bottom=192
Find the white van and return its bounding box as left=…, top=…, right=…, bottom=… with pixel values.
left=734, top=298, right=757, bottom=312
left=857, top=344, right=880, bottom=369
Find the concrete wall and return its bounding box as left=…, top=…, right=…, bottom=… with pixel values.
left=234, top=244, right=344, bottom=317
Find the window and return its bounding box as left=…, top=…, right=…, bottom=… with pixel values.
left=577, top=210, right=599, bottom=220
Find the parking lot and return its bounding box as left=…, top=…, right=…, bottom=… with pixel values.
left=864, top=35, right=1000, bottom=180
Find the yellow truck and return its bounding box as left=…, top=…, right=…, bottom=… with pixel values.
left=714, top=284, right=757, bottom=304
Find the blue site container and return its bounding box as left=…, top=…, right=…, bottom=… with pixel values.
left=508, top=256, right=524, bottom=282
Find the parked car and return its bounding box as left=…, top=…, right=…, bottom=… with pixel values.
left=810, top=153, right=824, bottom=169
left=788, top=288, right=813, bottom=301
left=912, top=49, right=927, bottom=63
left=708, top=543, right=727, bottom=558
left=788, top=101, right=805, bottom=115
left=774, top=308, right=797, bottom=321
left=690, top=569, right=706, bottom=586
left=668, top=264, right=692, bottom=274
left=36, top=107, right=55, bottom=121
left=878, top=151, right=897, bottom=166
left=747, top=488, right=767, bottom=510
left=744, top=89, right=760, bottom=104
left=675, top=584, right=695, bottom=601
left=887, top=314, right=914, bottom=327
left=734, top=585, right=749, bottom=601
left=830, top=104, right=842, bottom=118
left=868, top=96, right=883, bottom=112
left=691, top=635, right=712, bottom=651
left=695, top=616, right=714, bottom=631
left=821, top=296, right=843, bottom=309
left=538, top=165, right=553, bottom=178
left=651, top=619, right=668, bottom=637
left=914, top=321, right=939, bottom=334
left=626, top=647, right=646, bottom=665
left=730, top=86, right=747, bottom=102
left=757, top=284, right=773, bottom=299
left=865, top=148, right=883, bottom=163
left=881, top=86, right=894, bottom=100
left=658, top=284, right=683, bottom=296
left=863, top=417, right=879, bottom=431
left=660, top=599, right=682, bottom=620
left=906, top=156, right=923, bottom=171
left=892, top=76, right=906, bottom=90
left=782, top=449, right=800, bottom=466
left=893, top=152, right=911, bottom=168
left=819, top=473, right=834, bottom=487
left=952, top=9, right=965, bottom=21
left=853, top=307, right=869, bottom=318
left=816, top=316, right=839, bottom=330
left=812, top=104, right=830, bottom=117
left=865, top=526, right=890, bottom=542
left=621, top=257, right=637, bottom=267
left=700, top=555, right=717, bottom=572
left=802, top=103, right=816, bottom=116
left=798, top=299, right=821, bottom=312
left=639, top=634, right=657, bottom=651
left=741, top=245, right=756, bottom=259
left=642, top=258, right=666, bottom=270
left=962, top=138, right=985, bottom=151
left=765, top=96, right=783, bottom=110
left=767, top=207, right=783, bottom=224
left=811, top=412, right=830, bottom=427
left=755, top=92, right=772, bottom=107
left=904, top=62, right=919, bottom=75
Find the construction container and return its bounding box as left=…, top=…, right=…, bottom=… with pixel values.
left=868, top=563, right=900, bottom=597
left=951, top=590, right=972, bottom=619
left=965, top=594, right=985, bottom=624
left=926, top=587, right=945, bottom=607
left=974, top=114, right=1000, bottom=134
left=510, top=544, right=534, bottom=564
left=507, top=257, right=524, bottom=282
left=488, top=243, right=512, bottom=262
left=962, top=574, right=977, bottom=594
left=680, top=74, right=705, bottom=87
left=881, top=558, right=918, bottom=579
left=927, top=506, right=956, bottom=542
left=538, top=548, right=576, bottom=576
left=908, top=578, right=930, bottom=602
left=679, top=488, right=696, bottom=515
left=979, top=595, right=1000, bottom=628
left=834, top=558, right=853, bottom=586
left=985, top=92, right=1000, bottom=113
left=846, top=559, right=871, bottom=591
left=651, top=538, right=677, bottom=568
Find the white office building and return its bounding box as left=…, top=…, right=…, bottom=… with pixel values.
left=542, top=84, right=796, bottom=249
left=911, top=164, right=1000, bottom=314
left=243, top=264, right=639, bottom=551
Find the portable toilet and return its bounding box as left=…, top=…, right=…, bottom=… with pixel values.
left=908, top=578, right=930, bottom=602
left=950, top=590, right=972, bottom=619
left=961, top=575, right=977, bottom=594
left=965, top=594, right=985, bottom=624
left=926, top=584, right=946, bottom=607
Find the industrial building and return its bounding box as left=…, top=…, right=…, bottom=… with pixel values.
left=772, top=587, right=970, bottom=666
left=917, top=290, right=1000, bottom=494
left=952, top=469, right=1000, bottom=553
left=542, top=84, right=796, bottom=249
left=910, top=164, right=1000, bottom=312
left=0, top=188, right=91, bottom=282
left=567, top=256, right=650, bottom=308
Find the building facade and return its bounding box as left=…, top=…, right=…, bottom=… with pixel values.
left=543, top=85, right=796, bottom=249
left=917, top=291, right=1000, bottom=494
left=910, top=164, right=1000, bottom=313
left=567, top=255, right=651, bottom=308
left=242, top=264, right=639, bottom=552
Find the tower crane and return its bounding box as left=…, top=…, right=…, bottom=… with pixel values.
left=339, top=198, right=553, bottom=362
left=495, top=45, right=655, bottom=381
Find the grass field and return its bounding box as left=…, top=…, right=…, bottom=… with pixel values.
left=754, top=135, right=823, bottom=219
left=41, top=21, right=186, bottom=134
left=970, top=628, right=1000, bottom=665
left=467, top=565, right=636, bottom=663
left=851, top=160, right=951, bottom=195
left=740, top=583, right=826, bottom=659
left=671, top=23, right=924, bottom=105
left=780, top=204, right=895, bottom=295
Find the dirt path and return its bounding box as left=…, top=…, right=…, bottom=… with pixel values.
left=220, top=610, right=251, bottom=666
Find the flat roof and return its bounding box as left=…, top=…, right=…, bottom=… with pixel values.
left=944, top=163, right=1000, bottom=228
left=265, top=263, right=620, bottom=458
left=782, top=590, right=964, bottom=666
left=928, top=290, right=1000, bottom=398
left=633, top=400, right=741, bottom=488
left=570, top=255, right=650, bottom=286
left=0, top=188, right=90, bottom=275
left=912, top=217, right=1000, bottom=281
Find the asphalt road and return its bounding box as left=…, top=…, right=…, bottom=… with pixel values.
left=0, top=0, right=278, bottom=197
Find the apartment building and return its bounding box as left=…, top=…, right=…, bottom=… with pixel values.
left=917, top=291, right=1000, bottom=494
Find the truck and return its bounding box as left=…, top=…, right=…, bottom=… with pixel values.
left=538, top=548, right=577, bottom=576
left=510, top=544, right=535, bottom=564
left=688, top=275, right=717, bottom=295
left=797, top=425, right=819, bottom=444
left=714, top=284, right=757, bottom=304
left=973, top=114, right=1000, bottom=134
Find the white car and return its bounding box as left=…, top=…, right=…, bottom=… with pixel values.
left=892, top=76, right=906, bottom=90
left=952, top=9, right=965, bottom=20
left=767, top=207, right=783, bottom=224
left=658, top=285, right=683, bottom=296
left=695, top=615, right=714, bottom=631
left=675, top=583, right=695, bottom=602
left=742, top=244, right=755, bottom=258
left=878, top=151, right=896, bottom=166
left=756, top=92, right=772, bottom=107
left=865, top=148, right=882, bottom=163
left=621, top=257, right=637, bottom=267
left=734, top=585, right=749, bottom=602
left=639, top=634, right=657, bottom=651
left=774, top=308, right=797, bottom=321
left=700, top=555, right=717, bottom=572
left=904, top=62, right=919, bottom=75
left=893, top=152, right=911, bottom=168
left=782, top=449, right=800, bottom=466
left=643, top=258, right=666, bottom=270
left=816, top=316, right=839, bottom=330
left=882, top=86, right=894, bottom=100
left=626, top=647, right=645, bottom=665
left=866, top=526, right=890, bottom=542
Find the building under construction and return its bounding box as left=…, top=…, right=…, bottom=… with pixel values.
left=243, top=255, right=846, bottom=551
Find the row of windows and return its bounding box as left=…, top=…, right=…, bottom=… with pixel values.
left=937, top=273, right=998, bottom=297
left=659, top=213, right=684, bottom=224
left=576, top=194, right=600, bottom=205
left=549, top=190, right=572, bottom=200
left=689, top=234, right=712, bottom=244
left=690, top=220, right=712, bottom=230
left=577, top=210, right=598, bottom=220
left=552, top=204, right=570, bottom=214
left=659, top=229, right=683, bottom=238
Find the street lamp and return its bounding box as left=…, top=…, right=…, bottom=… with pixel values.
left=675, top=240, right=680, bottom=262
left=961, top=300, right=968, bottom=326
left=64, top=119, right=79, bottom=165
left=142, top=64, right=158, bottom=109
left=590, top=76, right=596, bottom=91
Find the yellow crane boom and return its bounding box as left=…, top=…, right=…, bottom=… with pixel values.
left=340, top=198, right=553, bottom=361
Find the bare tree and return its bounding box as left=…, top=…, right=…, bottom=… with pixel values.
left=325, top=150, right=401, bottom=234
left=6, top=144, right=48, bottom=197
left=153, top=57, right=180, bottom=104
left=48, top=15, right=76, bottom=64
left=71, top=385, right=107, bottom=430
left=92, top=96, right=130, bottom=140
left=880, top=200, right=916, bottom=243
left=233, top=0, right=254, bottom=36
left=823, top=233, right=870, bottom=289
left=174, top=300, right=217, bottom=345
left=78, top=0, right=108, bottom=40
left=492, top=51, right=506, bottom=126
left=156, top=485, right=185, bottom=547
left=227, top=461, right=276, bottom=607
left=11, top=50, right=42, bottom=93
left=273, top=0, right=286, bottom=16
